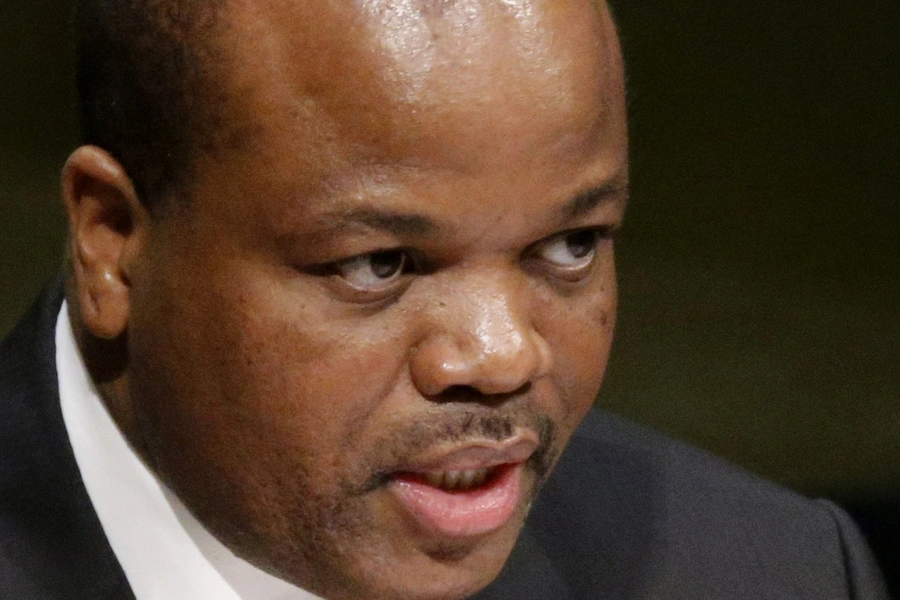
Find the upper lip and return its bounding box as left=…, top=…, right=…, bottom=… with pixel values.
left=391, top=431, right=540, bottom=474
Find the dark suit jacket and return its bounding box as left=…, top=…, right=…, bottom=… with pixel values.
left=0, top=283, right=889, bottom=600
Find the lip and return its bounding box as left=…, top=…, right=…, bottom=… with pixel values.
left=385, top=433, right=539, bottom=539
left=392, top=433, right=540, bottom=474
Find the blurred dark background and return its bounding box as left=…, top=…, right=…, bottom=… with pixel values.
left=2, top=0, right=898, bottom=592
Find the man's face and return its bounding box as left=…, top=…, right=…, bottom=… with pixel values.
left=121, top=1, right=627, bottom=598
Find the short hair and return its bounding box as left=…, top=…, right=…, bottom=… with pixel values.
left=75, top=0, right=228, bottom=215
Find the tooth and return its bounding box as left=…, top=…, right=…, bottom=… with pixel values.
left=445, top=470, right=462, bottom=490
left=420, top=468, right=496, bottom=490
left=471, top=469, right=487, bottom=487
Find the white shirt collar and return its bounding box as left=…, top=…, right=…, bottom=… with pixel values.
left=56, top=303, right=324, bottom=600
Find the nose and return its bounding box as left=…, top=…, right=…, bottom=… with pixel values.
left=410, top=275, right=553, bottom=398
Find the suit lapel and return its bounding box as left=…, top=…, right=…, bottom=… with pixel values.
left=0, top=279, right=134, bottom=600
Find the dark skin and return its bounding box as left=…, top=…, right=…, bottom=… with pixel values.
left=62, top=0, right=628, bottom=599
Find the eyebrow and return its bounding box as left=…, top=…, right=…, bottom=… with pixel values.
left=560, top=181, right=629, bottom=223
left=318, top=180, right=627, bottom=238
left=321, top=207, right=438, bottom=237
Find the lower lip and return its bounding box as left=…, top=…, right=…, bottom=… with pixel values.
left=388, top=464, right=523, bottom=538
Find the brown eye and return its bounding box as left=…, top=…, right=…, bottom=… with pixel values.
left=333, top=250, right=409, bottom=291
left=563, top=229, right=598, bottom=259
left=534, top=229, right=599, bottom=270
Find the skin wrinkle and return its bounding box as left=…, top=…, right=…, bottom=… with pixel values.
left=65, top=0, right=627, bottom=599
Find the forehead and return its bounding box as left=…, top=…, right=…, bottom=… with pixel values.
left=190, top=0, right=626, bottom=236
left=217, top=1, right=622, bottom=159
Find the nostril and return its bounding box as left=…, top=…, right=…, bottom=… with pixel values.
left=431, top=383, right=532, bottom=406
left=443, top=385, right=482, bottom=400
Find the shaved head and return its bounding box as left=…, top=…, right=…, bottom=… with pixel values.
left=66, top=1, right=627, bottom=599
left=75, top=0, right=622, bottom=213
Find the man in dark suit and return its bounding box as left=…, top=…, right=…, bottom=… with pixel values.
left=0, top=0, right=889, bottom=598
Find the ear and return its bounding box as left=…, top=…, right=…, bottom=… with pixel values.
left=62, top=146, right=148, bottom=340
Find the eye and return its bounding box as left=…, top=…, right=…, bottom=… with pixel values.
left=533, top=228, right=602, bottom=273
left=331, top=249, right=411, bottom=292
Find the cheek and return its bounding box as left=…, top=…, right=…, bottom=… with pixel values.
left=237, top=320, right=409, bottom=468
left=538, top=272, right=617, bottom=430
left=130, top=264, right=413, bottom=510
left=204, top=282, right=412, bottom=470
left=128, top=267, right=422, bottom=576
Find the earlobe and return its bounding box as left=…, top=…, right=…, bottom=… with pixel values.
left=62, top=146, right=147, bottom=340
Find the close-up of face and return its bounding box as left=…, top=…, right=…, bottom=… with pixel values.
left=73, top=1, right=628, bottom=599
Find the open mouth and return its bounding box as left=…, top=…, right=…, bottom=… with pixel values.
left=416, top=466, right=499, bottom=492
left=388, top=462, right=526, bottom=539
left=381, top=434, right=539, bottom=538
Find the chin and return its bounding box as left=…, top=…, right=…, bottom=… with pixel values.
left=284, top=515, right=523, bottom=600
left=343, top=550, right=511, bottom=600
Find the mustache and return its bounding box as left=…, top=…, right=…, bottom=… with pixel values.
left=348, top=406, right=559, bottom=495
